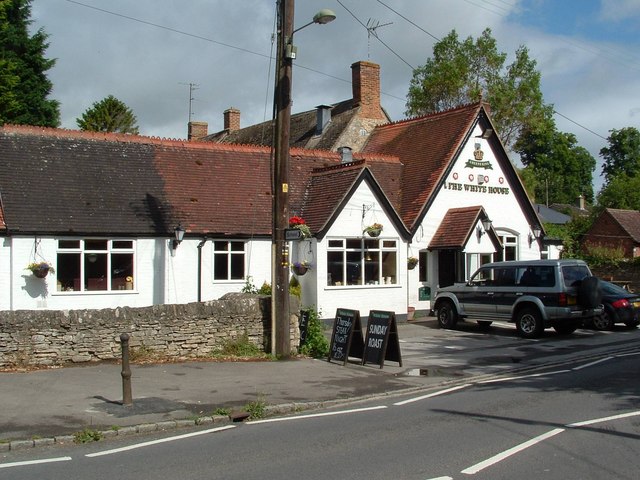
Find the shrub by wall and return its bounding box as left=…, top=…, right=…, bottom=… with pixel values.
left=0, top=293, right=301, bottom=368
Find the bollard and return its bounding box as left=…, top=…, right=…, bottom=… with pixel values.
left=120, top=333, right=133, bottom=406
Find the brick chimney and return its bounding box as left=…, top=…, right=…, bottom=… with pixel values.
left=351, top=61, right=385, bottom=120
left=188, top=121, right=208, bottom=141
left=224, top=107, right=240, bottom=131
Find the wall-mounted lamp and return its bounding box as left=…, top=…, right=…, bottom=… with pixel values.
left=528, top=225, right=542, bottom=247
left=476, top=218, right=493, bottom=241
left=172, top=224, right=185, bottom=250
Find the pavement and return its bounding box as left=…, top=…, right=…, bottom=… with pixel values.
left=2, top=317, right=639, bottom=450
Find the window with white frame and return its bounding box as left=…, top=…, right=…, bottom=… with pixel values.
left=500, top=233, right=518, bottom=261
left=327, top=238, right=397, bottom=286
left=56, top=239, right=135, bottom=292
left=213, top=241, right=245, bottom=281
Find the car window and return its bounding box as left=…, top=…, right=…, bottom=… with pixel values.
left=518, top=266, right=555, bottom=287
left=494, top=267, right=516, bottom=286
left=562, top=265, right=590, bottom=287
left=600, top=281, right=627, bottom=295
left=469, top=267, right=493, bottom=286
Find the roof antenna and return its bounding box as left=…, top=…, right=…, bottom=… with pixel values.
left=180, top=82, right=200, bottom=122
left=366, top=18, right=393, bottom=60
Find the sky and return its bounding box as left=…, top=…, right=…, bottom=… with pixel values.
left=30, top=0, right=640, bottom=192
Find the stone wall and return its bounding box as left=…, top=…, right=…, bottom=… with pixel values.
left=0, top=293, right=301, bottom=368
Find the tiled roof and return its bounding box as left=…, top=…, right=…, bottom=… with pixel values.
left=205, top=99, right=360, bottom=151
left=429, top=206, right=483, bottom=249
left=0, top=125, right=400, bottom=238
left=606, top=208, right=640, bottom=242
left=363, top=102, right=483, bottom=230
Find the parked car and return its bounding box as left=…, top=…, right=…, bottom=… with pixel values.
left=588, top=280, right=640, bottom=330
left=434, top=259, right=603, bottom=339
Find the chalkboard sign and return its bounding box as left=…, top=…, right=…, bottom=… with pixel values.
left=299, top=309, right=310, bottom=348
left=362, top=310, right=402, bottom=369
left=327, top=308, right=364, bottom=365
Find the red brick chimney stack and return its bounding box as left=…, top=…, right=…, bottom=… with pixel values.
left=187, top=121, right=208, bottom=141
left=224, top=108, right=241, bottom=131
left=351, top=61, right=385, bottom=120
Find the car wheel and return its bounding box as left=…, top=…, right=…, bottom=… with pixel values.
left=477, top=321, right=492, bottom=330
left=553, top=323, right=578, bottom=335
left=578, top=276, right=602, bottom=309
left=515, top=307, right=544, bottom=339
left=592, top=311, right=614, bottom=331
left=437, top=301, right=458, bottom=329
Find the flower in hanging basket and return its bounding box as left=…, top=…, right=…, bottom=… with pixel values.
left=26, top=262, right=55, bottom=278
left=363, top=223, right=383, bottom=237
left=289, top=215, right=311, bottom=238
left=291, top=261, right=311, bottom=276
left=407, top=256, right=419, bottom=270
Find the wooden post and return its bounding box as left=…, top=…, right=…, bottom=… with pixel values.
left=120, top=333, right=133, bottom=406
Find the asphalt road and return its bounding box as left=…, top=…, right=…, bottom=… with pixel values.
left=2, top=348, right=639, bottom=479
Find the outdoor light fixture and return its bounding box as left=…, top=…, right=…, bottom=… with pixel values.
left=528, top=225, right=542, bottom=247
left=287, top=8, right=336, bottom=58
left=173, top=224, right=185, bottom=250
left=477, top=218, right=493, bottom=241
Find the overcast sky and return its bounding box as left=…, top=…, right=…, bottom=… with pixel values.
left=30, top=0, right=640, bottom=191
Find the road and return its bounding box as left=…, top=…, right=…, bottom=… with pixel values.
left=2, top=346, right=639, bottom=479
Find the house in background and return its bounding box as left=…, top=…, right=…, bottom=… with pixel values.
left=583, top=208, right=640, bottom=258
left=0, top=61, right=550, bottom=317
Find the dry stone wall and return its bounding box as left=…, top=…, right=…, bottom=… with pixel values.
left=0, top=293, right=301, bottom=368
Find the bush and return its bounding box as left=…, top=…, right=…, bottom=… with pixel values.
left=299, top=308, right=329, bottom=358
left=582, top=245, right=626, bottom=267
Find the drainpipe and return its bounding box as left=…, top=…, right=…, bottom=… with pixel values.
left=197, top=238, right=208, bottom=302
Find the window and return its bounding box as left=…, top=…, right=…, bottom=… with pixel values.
left=418, top=250, right=428, bottom=282
left=327, top=238, right=397, bottom=286
left=213, top=241, right=245, bottom=281
left=501, top=234, right=518, bottom=261
left=56, top=239, right=135, bottom=292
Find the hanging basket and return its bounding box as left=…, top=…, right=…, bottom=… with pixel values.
left=407, top=257, right=418, bottom=270
left=33, top=266, right=50, bottom=278
left=366, top=228, right=382, bottom=238
left=292, top=265, right=308, bottom=276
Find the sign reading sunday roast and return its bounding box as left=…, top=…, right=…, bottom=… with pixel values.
left=362, top=310, right=402, bottom=369
left=327, top=308, right=364, bottom=365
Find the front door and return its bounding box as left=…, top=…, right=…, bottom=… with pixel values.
left=438, top=249, right=457, bottom=288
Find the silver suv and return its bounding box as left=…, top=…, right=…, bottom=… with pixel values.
left=434, top=259, right=602, bottom=338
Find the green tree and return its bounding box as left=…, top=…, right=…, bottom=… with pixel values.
left=518, top=129, right=595, bottom=205
left=600, top=127, right=640, bottom=185
left=406, top=28, right=553, bottom=151
left=76, top=95, right=139, bottom=134
left=0, top=0, right=60, bottom=126
left=597, top=174, right=640, bottom=210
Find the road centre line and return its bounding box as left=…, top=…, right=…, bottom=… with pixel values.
left=460, top=428, right=565, bottom=475
left=85, top=425, right=235, bottom=457
left=393, top=384, right=471, bottom=406
left=247, top=405, right=387, bottom=424
left=572, top=356, right=614, bottom=370
left=0, top=456, right=72, bottom=469
left=567, top=410, right=640, bottom=427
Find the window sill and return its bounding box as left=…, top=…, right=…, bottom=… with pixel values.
left=325, top=284, right=401, bottom=289
left=52, top=290, right=138, bottom=295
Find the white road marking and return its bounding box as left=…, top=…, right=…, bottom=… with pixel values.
left=460, top=428, right=565, bottom=475
left=567, top=410, right=640, bottom=427
left=393, top=384, right=471, bottom=406
left=572, top=356, right=614, bottom=370
left=616, top=351, right=640, bottom=357
left=0, top=457, right=72, bottom=469
left=477, top=370, right=571, bottom=384
left=85, top=425, right=236, bottom=457
left=425, top=477, right=453, bottom=480
left=247, top=405, right=387, bottom=424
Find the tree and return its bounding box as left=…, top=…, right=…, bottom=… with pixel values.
left=0, top=0, right=60, bottom=127
left=406, top=28, right=553, bottom=151
left=76, top=95, right=139, bottom=134
left=599, top=127, right=640, bottom=186
left=517, top=129, right=596, bottom=205
left=597, top=174, right=640, bottom=210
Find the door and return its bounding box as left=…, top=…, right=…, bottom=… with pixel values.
left=438, top=249, right=457, bottom=288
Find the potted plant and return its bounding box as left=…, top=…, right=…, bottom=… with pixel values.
left=291, top=261, right=311, bottom=276
left=407, top=256, right=419, bottom=270
left=289, top=215, right=311, bottom=238
left=26, top=261, right=55, bottom=278
left=363, top=223, right=383, bottom=237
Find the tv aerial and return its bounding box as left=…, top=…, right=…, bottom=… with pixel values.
left=366, top=18, right=393, bottom=60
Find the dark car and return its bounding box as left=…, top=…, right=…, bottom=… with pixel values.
left=589, top=280, right=640, bottom=330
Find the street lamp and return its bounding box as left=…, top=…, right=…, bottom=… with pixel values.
left=272, top=1, right=335, bottom=357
